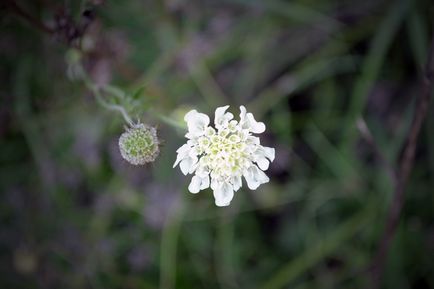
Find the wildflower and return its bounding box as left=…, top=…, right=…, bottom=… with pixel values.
left=173, top=105, right=275, bottom=206
left=119, top=123, right=159, bottom=165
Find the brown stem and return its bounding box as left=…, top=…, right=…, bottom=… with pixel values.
left=4, top=1, right=96, bottom=51
left=5, top=0, right=54, bottom=34
left=369, top=33, right=434, bottom=289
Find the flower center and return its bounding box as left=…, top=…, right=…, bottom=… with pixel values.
left=197, top=126, right=249, bottom=179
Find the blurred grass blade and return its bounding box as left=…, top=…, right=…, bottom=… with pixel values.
left=342, top=0, right=409, bottom=146
left=250, top=56, right=359, bottom=117
left=224, top=0, right=342, bottom=29
left=188, top=61, right=228, bottom=107
left=406, top=7, right=429, bottom=72
left=160, top=205, right=185, bottom=289
left=304, top=123, right=358, bottom=181
left=260, top=206, right=373, bottom=289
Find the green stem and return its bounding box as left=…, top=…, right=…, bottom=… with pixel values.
left=80, top=73, right=134, bottom=126
left=215, top=210, right=238, bottom=289
left=73, top=58, right=183, bottom=130
left=92, top=86, right=134, bottom=126
left=160, top=203, right=185, bottom=289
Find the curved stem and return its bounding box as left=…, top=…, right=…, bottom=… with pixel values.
left=92, top=86, right=134, bottom=126
left=80, top=71, right=134, bottom=126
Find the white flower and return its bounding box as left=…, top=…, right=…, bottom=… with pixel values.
left=173, top=105, right=275, bottom=207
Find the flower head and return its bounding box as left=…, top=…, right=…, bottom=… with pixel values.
left=119, top=123, right=159, bottom=165
left=173, top=105, right=275, bottom=206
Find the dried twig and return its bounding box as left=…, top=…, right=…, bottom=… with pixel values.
left=4, top=0, right=55, bottom=34
left=369, top=32, right=434, bottom=289
left=4, top=0, right=95, bottom=48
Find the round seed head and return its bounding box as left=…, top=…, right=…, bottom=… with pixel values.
left=119, top=124, right=159, bottom=165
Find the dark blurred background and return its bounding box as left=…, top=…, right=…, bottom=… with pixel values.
left=0, top=0, right=433, bottom=288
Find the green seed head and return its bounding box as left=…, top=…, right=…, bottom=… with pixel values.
left=119, top=123, right=159, bottom=165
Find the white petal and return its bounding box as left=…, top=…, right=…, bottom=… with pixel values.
left=215, top=105, right=229, bottom=121
left=213, top=182, right=234, bottom=207
left=246, top=136, right=260, bottom=146
left=173, top=144, right=192, bottom=167
left=231, top=176, right=242, bottom=191
left=196, top=165, right=210, bottom=178
left=239, top=106, right=265, bottom=134
left=243, top=169, right=257, bottom=190
left=184, top=109, right=210, bottom=137
left=243, top=165, right=269, bottom=190
left=179, top=156, right=197, bottom=175
left=187, top=139, right=198, bottom=146
left=256, top=157, right=270, bottom=170
left=252, top=146, right=274, bottom=170
left=185, top=132, right=195, bottom=139
left=179, top=158, right=192, bottom=175
left=253, top=166, right=270, bottom=186
left=189, top=146, right=200, bottom=158
left=176, top=143, right=190, bottom=154
left=246, top=113, right=265, bottom=134
left=173, top=156, right=182, bottom=168
left=239, top=105, right=247, bottom=123
left=214, top=105, right=233, bottom=129
left=263, top=146, right=275, bottom=162
left=210, top=176, right=220, bottom=191
left=188, top=160, right=199, bottom=174
left=200, top=175, right=210, bottom=190
left=188, top=176, right=202, bottom=194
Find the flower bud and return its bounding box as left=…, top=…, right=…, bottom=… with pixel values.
left=119, top=123, right=159, bottom=165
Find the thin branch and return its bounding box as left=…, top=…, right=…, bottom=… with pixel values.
left=85, top=80, right=134, bottom=126
left=369, top=32, right=434, bottom=289
left=5, top=0, right=95, bottom=50
left=5, top=0, right=55, bottom=34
